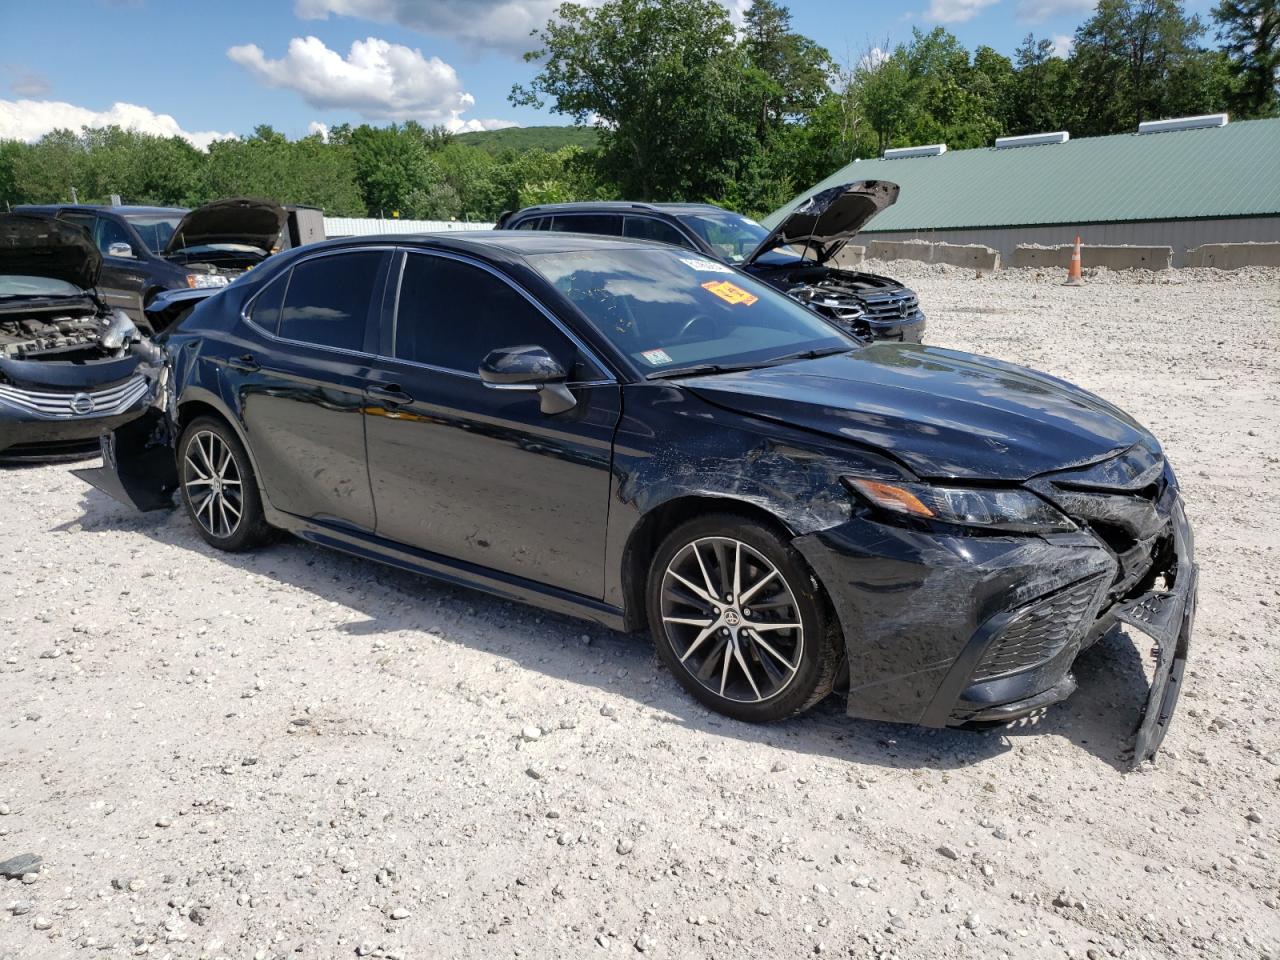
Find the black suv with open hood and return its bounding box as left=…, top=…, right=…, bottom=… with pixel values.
left=0, top=214, right=157, bottom=460
left=496, top=181, right=923, bottom=343
left=15, top=198, right=288, bottom=331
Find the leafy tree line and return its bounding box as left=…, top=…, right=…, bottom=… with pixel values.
left=1, top=0, right=1274, bottom=220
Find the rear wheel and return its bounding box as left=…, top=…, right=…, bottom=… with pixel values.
left=647, top=514, right=840, bottom=723
left=178, top=416, right=271, bottom=551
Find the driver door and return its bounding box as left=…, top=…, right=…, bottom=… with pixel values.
left=362, top=249, right=621, bottom=599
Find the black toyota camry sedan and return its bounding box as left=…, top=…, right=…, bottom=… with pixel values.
left=80, top=232, right=1195, bottom=764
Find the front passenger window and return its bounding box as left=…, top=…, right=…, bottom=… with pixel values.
left=394, top=253, right=576, bottom=376
left=278, top=251, right=383, bottom=351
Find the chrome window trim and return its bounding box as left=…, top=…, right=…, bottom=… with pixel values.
left=240, top=245, right=398, bottom=361
left=388, top=247, right=619, bottom=385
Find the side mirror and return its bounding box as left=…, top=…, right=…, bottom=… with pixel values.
left=479, top=345, right=577, bottom=415
left=107, top=242, right=135, bottom=258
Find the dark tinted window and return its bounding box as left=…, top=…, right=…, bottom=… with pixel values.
left=395, top=253, right=574, bottom=374
left=278, top=251, right=382, bottom=351
left=513, top=217, right=543, bottom=231
left=249, top=272, right=288, bottom=335
left=550, top=214, right=621, bottom=236
left=623, top=216, right=692, bottom=248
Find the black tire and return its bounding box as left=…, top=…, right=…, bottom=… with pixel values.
left=177, top=416, right=271, bottom=551
left=646, top=513, right=841, bottom=723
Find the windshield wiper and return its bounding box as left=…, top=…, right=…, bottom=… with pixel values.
left=645, top=361, right=765, bottom=381
left=762, top=346, right=850, bottom=365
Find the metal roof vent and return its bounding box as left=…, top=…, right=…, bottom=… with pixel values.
left=1137, top=113, right=1228, bottom=134
left=883, top=143, right=947, bottom=159
left=995, top=131, right=1069, bottom=149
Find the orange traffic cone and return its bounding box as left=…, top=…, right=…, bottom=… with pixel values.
left=1064, top=235, right=1084, bottom=286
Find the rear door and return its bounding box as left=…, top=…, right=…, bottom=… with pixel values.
left=237, top=248, right=391, bottom=532
left=362, top=248, right=621, bottom=598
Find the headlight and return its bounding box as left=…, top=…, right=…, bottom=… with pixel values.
left=186, top=274, right=230, bottom=289
left=845, top=478, right=1075, bottom=533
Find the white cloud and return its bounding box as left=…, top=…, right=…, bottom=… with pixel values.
left=296, top=0, right=748, bottom=54
left=307, top=120, right=330, bottom=140
left=1015, top=0, right=1094, bottom=22
left=452, top=117, right=520, bottom=132
left=294, top=0, right=564, bottom=55
left=923, top=0, right=1000, bottom=23
left=1050, top=33, right=1073, bottom=57
left=229, top=35, right=490, bottom=128
left=0, top=99, right=234, bottom=149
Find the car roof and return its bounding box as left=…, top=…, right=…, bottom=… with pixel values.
left=509, top=201, right=729, bottom=218
left=306, top=230, right=676, bottom=259
left=14, top=204, right=187, bottom=216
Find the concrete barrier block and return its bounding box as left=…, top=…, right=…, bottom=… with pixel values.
left=1013, top=243, right=1173, bottom=271
left=833, top=245, right=866, bottom=267
left=1013, top=244, right=1072, bottom=269
left=931, top=241, right=1000, bottom=270
left=867, top=239, right=999, bottom=269
left=1186, top=242, right=1280, bottom=269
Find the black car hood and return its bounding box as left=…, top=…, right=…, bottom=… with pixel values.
left=164, top=198, right=287, bottom=255
left=684, top=344, right=1151, bottom=482
left=0, top=213, right=100, bottom=290
left=744, top=181, right=898, bottom=267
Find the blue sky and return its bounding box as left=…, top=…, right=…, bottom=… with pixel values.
left=1, top=0, right=1217, bottom=146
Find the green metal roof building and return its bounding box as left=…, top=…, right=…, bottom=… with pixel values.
left=763, top=116, right=1280, bottom=266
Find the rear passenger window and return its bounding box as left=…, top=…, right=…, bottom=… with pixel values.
left=394, top=253, right=576, bottom=375
left=623, top=216, right=692, bottom=248
left=513, top=217, right=543, bottom=230
left=249, top=272, right=288, bottom=335
left=278, top=252, right=382, bottom=351
left=551, top=214, right=621, bottom=236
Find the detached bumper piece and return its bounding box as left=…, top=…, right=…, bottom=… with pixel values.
left=1115, top=559, right=1196, bottom=769
left=71, top=408, right=178, bottom=511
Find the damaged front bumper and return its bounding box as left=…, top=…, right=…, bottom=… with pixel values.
left=0, top=355, right=149, bottom=460
left=796, top=486, right=1196, bottom=769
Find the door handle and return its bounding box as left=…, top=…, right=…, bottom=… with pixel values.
left=366, top=384, right=413, bottom=405
left=227, top=353, right=260, bottom=373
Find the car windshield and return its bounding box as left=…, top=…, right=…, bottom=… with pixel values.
left=124, top=214, right=184, bottom=252
left=0, top=275, right=84, bottom=298
left=526, top=247, right=853, bottom=375
left=680, top=211, right=801, bottom=266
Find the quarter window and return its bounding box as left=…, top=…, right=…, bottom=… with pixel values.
left=248, top=271, right=288, bottom=335
left=623, top=216, right=691, bottom=248
left=278, top=251, right=382, bottom=351
left=513, top=217, right=544, bottom=230
left=394, top=253, right=575, bottom=375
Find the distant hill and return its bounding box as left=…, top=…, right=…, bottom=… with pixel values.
left=454, top=125, right=599, bottom=155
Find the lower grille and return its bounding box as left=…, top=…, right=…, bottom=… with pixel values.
left=974, top=576, right=1106, bottom=681
left=0, top=376, right=148, bottom=418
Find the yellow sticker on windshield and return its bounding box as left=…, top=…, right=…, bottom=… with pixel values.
left=701, top=279, right=758, bottom=306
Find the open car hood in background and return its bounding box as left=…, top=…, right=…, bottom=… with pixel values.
left=163, top=197, right=287, bottom=255
left=744, top=181, right=899, bottom=267
left=0, top=213, right=101, bottom=290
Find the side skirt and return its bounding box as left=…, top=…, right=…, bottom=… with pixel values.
left=262, top=503, right=628, bottom=631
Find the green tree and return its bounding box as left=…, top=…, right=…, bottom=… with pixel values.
left=1072, top=0, right=1224, bottom=134
left=346, top=123, right=444, bottom=216
left=1212, top=0, right=1280, bottom=116
left=1010, top=34, right=1078, bottom=134
left=512, top=0, right=758, bottom=200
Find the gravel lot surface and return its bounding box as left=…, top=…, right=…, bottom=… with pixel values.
left=2, top=265, right=1278, bottom=960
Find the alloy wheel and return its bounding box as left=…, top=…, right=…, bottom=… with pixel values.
left=183, top=430, right=244, bottom=539
left=659, top=536, right=804, bottom=703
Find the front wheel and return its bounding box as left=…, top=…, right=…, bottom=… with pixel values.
left=178, top=416, right=271, bottom=551
left=647, top=514, right=841, bottom=723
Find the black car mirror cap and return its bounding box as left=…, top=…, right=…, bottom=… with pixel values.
left=478, top=345, right=577, bottom=416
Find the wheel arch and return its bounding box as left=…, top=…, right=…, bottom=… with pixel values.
left=620, top=495, right=799, bottom=632
left=174, top=390, right=272, bottom=511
